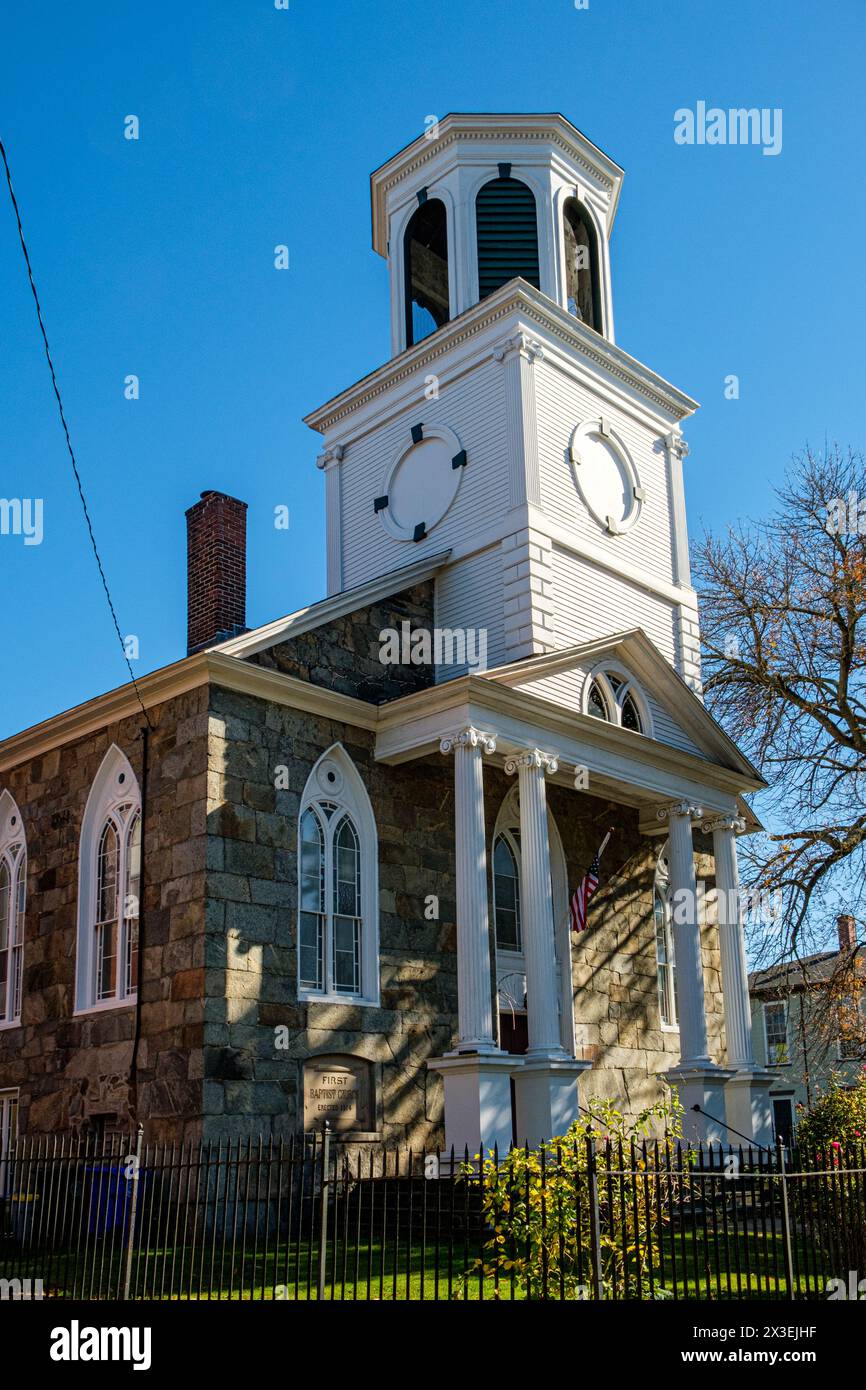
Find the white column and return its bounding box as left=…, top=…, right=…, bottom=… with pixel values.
left=658, top=801, right=712, bottom=1067
left=440, top=727, right=497, bottom=1052
left=706, top=815, right=755, bottom=1069
left=505, top=749, right=564, bottom=1057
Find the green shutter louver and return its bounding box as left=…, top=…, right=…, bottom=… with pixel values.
left=476, top=177, right=540, bottom=300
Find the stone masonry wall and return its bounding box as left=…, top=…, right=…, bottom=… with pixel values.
left=0, top=687, right=208, bottom=1143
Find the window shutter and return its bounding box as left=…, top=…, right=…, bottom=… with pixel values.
left=476, top=177, right=540, bottom=299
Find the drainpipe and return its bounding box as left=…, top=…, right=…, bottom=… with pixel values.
left=128, top=724, right=150, bottom=1125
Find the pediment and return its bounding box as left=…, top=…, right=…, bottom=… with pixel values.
left=481, top=628, right=764, bottom=783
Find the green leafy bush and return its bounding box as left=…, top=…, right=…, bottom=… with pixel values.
left=461, top=1094, right=685, bottom=1300
left=795, top=1068, right=866, bottom=1152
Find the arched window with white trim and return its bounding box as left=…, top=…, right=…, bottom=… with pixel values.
left=491, top=787, right=575, bottom=1057
left=297, top=746, right=379, bottom=1005
left=654, top=843, right=678, bottom=1029
left=76, top=746, right=141, bottom=1013
left=0, top=791, right=26, bottom=1028
left=583, top=665, right=651, bottom=736
left=492, top=830, right=522, bottom=952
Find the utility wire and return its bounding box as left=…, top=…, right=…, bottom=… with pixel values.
left=0, top=135, right=154, bottom=729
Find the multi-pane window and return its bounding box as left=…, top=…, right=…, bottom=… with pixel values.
left=585, top=669, right=645, bottom=735
left=93, top=802, right=140, bottom=1006
left=764, top=1001, right=789, bottom=1065
left=654, top=847, right=677, bottom=1028
left=493, top=832, right=522, bottom=951
left=76, top=747, right=143, bottom=1013
left=299, top=802, right=363, bottom=998
left=0, top=1089, right=18, bottom=1198
left=0, top=797, right=26, bottom=1027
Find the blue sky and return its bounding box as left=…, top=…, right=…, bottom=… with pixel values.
left=1, top=0, right=864, bottom=739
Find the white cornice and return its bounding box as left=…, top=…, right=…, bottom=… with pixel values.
left=0, top=653, right=378, bottom=773
left=369, top=113, right=625, bottom=256
left=0, top=640, right=761, bottom=816
left=374, top=673, right=764, bottom=802
left=304, top=282, right=698, bottom=436
left=215, top=550, right=451, bottom=659
left=0, top=655, right=212, bottom=772
left=481, top=628, right=765, bottom=785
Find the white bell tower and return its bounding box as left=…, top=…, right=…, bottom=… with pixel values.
left=305, top=114, right=702, bottom=691
left=371, top=111, right=621, bottom=356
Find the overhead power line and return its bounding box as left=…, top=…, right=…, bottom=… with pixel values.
left=0, top=134, right=154, bottom=729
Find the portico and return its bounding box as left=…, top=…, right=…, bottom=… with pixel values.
left=376, top=641, right=774, bottom=1152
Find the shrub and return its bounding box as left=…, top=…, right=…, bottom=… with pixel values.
left=461, top=1094, right=685, bottom=1300
left=794, top=1069, right=866, bottom=1152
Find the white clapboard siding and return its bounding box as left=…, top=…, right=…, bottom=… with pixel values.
left=552, top=544, right=678, bottom=665
left=434, top=544, right=506, bottom=679
left=339, top=359, right=508, bottom=589
left=534, top=360, right=676, bottom=584
left=510, top=665, right=705, bottom=759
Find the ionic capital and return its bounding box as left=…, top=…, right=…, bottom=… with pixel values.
left=440, top=727, right=497, bottom=756
left=702, top=815, right=747, bottom=837
left=504, top=748, right=559, bottom=777
left=656, top=800, right=704, bottom=824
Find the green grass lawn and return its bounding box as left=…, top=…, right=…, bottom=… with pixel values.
left=0, top=1225, right=841, bottom=1300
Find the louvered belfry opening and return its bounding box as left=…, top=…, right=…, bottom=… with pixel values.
left=475, top=174, right=540, bottom=299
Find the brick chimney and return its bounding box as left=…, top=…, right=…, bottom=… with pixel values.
left=837, top=913, right=858, bottom=952
left=185, top=491, right=247, bottom=654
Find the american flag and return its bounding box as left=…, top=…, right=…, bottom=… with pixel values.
left=570, top=830, right=613, bottom=934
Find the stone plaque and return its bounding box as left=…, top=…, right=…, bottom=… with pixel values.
left=303, top=1055, right=373, bottom=1133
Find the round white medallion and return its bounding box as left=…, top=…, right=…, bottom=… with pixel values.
left=568, top=421, right=643, bottom=535
left=316, top=759, right=344, bottom=797
left=379, top=425, right=465, bottom=542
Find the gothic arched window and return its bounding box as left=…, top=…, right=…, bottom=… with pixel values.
left=563, top=197, right=602, bottom=332
left=404, top=198, right=449, bottom=347
left=654, top=844, right=678, bottom=1029
left=492, top=831, right=522, bottom=952
left=584, top=668, right=649, bottom=736
left=76, top=746, right=141, bottom=1012
left=297, top=746, right=379, bottom=1004
left=0, top=792, right=26, bottom=1028
left=476, top=176, right=540, bottom=299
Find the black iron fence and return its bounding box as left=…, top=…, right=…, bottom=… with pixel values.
left=1, top=1130, right=864, bottom=1301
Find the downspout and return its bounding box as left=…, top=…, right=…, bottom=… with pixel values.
left=128, top=723, right=150, bottom=1126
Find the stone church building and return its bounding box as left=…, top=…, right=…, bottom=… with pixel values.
left=0, top=114, right=775, bottom=1157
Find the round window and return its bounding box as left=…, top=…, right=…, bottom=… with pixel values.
left=568, top=421, right=643, bottom=534
left=379, top=425, right=465, bottom=542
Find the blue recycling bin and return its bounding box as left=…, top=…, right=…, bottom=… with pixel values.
left=83, top=1164, right=147, bottom=1237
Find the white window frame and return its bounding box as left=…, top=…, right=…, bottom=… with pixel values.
left=0, top=791, right=26, bottom=1029
left=763, top=1000, right=789, bottom=1065
left=583, top=662, right=653, bottom=737
left=492, top=828, right=522, bottom=954
left=654, top=842, right=678, bottom=1031
left=0, top=1088, right=19, bottom=1198
left=297, top=745, right=379, bottom=1007
left=75, top=745, right=141, bottom=1015
left=491, top=785, right=575, bottom=1057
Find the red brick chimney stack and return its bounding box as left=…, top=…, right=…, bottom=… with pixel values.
left=185, top=491, right=248, bottom=655
left=837, top=913, right=858, bottom=952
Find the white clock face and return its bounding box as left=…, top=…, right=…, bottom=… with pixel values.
left=378, top=424, right=466, bottom=542
left=568, top=421, right=643, bottom=535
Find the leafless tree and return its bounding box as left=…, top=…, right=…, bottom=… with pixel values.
left=694, top=445, right=866, bottom=954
